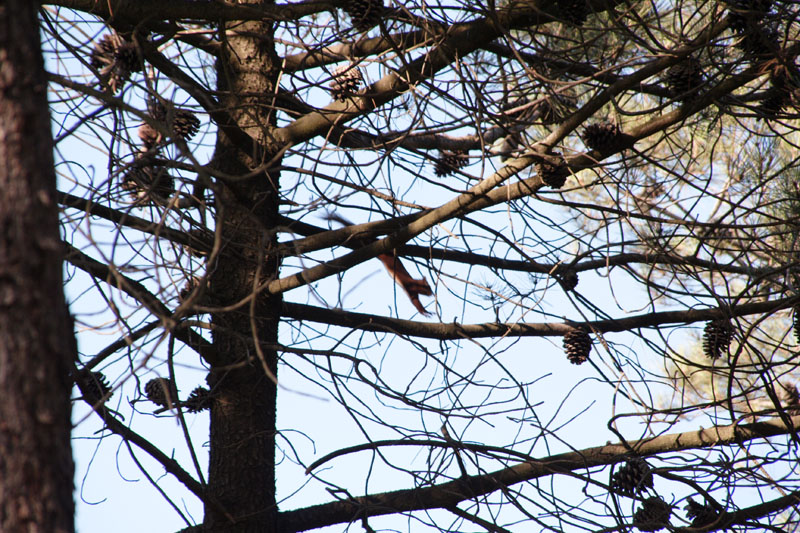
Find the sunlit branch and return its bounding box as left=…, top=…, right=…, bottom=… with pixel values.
left=282, top=296, right=798, bottom=340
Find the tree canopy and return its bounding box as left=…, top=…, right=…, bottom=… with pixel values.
left=35, top=0, right=800, bottom=531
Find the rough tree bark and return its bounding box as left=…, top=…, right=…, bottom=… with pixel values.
left=204, top=2, right=283, bottom=531
left=0, top=1, right=76, bottom=533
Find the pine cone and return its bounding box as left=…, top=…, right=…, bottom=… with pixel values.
left=581, top=122, right=622, bottom=152
left=344, top=0, right=384, bottom=31
left=702, top=319, right=732, bottom=360
left=556, top=0, right=590, bottom=26
left=137, top=123, right=162, bottom=149
left=563, top=328, right=591, bottom=365
left=556, top=269, right=579, bottom=291
left=780, top=382, right=800, bottom=412
left=145, top=377, right=176, bottom=408
left=757, top=86, right=792, bottom=116
left=757, top=68, right=798, bottom=117
left=536, top=94, right=576, bottom=125
left=435, top=150, right=469, bottom=177
left=684, top=498, right=718, bottom=528
left=664, top=58, right=704, bottom=98
left=147, top=100, right=200, bottom=141
left=185, top=228, right=212, bottom=258
left=735, top=21, right=779, bottom=58
left=90, top=33, right=141, bottom=93
left=178, top=277, right=199, bottom=303
left=184, top=387, right=213, bottom=413
left=84, top=371, right=112, bottom=401
left=121, top=161, right=175, bottom=203
left=172, top=111, right=201, bottom=140
left=611, top=457, right=653, bottom=496
left=725, top=0, right=773, bottom=33
left=329, top=64, right=364, bottom=101
left=633, top=496, right=672, bottom=532
left=795, top=304, right=800, bottom=344
left=90, top=34, right=116, bottom=70
left=537, top=153, right=569, bottom=188
left=501, top=97, right=535, bottom=123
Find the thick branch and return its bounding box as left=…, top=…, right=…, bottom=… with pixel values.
left=282, top=296, right=797, bottom=339
left=278, top=414, right=800, bottom=532
left=46, top=0, right=334, bottom=23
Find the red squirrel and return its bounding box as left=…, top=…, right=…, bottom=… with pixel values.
left=325, top=214, right=433, bottom=316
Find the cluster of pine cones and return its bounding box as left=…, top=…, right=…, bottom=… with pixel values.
left=611, top=458, right=670, bottom=531
left=725, top=0, right=779, bottom=58
left=722, top=0, right=799, bottom=117
left=89, top=31, right=202, bottom=204
left=144, top=377, right=213, bottom=413
left=610, top=457, right=722, bottom=531
left=121, top=96, right=201, bottom=203
left=73, top=370, right=212, bottom=413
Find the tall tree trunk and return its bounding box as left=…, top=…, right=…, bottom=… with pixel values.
left=204, top=4, right=282, bottom=532
left=0, top=2, right=76, bottom=533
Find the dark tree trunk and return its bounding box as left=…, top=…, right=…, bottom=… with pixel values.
left=0, top=2, right=76, bottom=533
left=204, top=4, right=283, bottom=531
